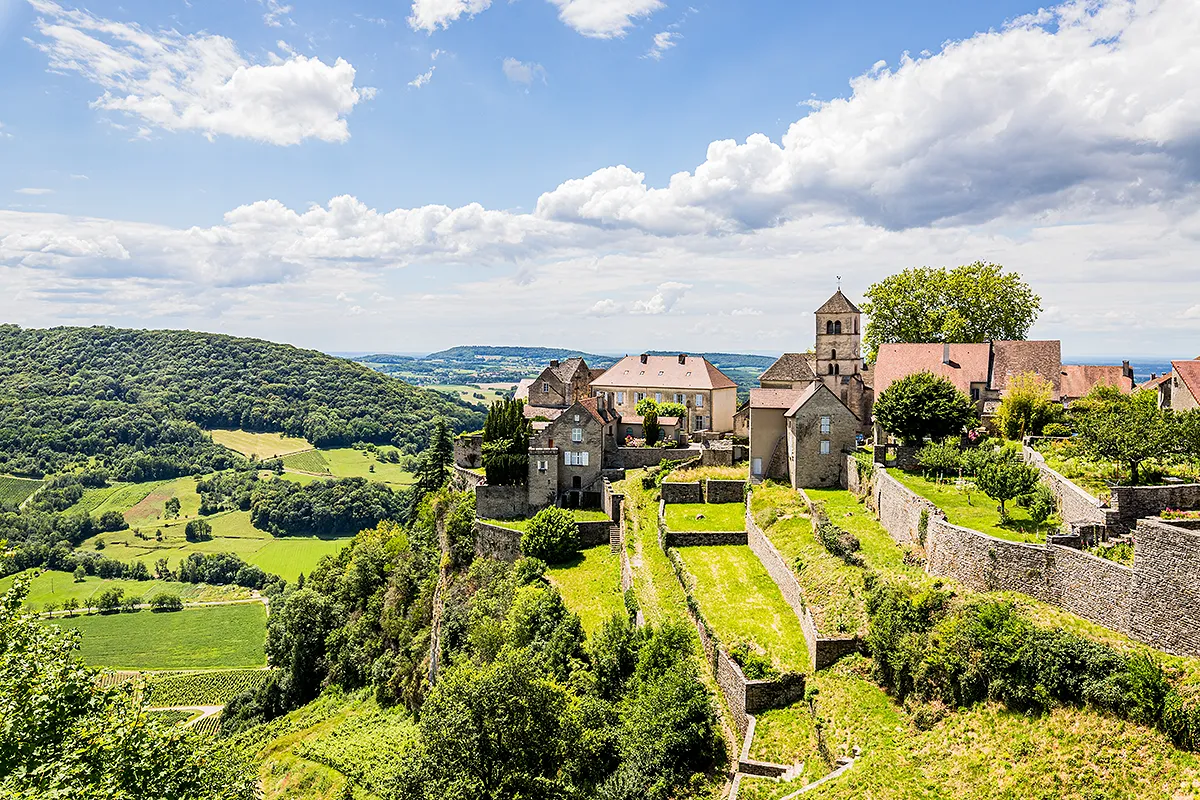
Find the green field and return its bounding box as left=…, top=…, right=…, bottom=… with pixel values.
left=429, top=383, right=511, bottom=406
left=0, top=569, right=253, bottom=610
left=664, top=502, right=746, bottom=532
left=546, top=545, right=624, bottom=635
left=210, top=429, right=312, bottom=459
left=84, top=509, right=350, bottom=582
left=49, top=603, right=267, bottom=669
left=281, top=449, right=330, bottom=473
left=146, top=669, right=273, bottom=707
left=317, top=448, right=415, bottom=487
left=65, top=479, right=163, bottom=518
left=0, top=475, right=45, bottom=507
left=891, top=469, right=1056, bottom=543
left=124, top=475, right=204, bottom=525
left=676, top=545, right=809, bottom=672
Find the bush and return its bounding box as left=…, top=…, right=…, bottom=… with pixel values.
left=95, top=587, right=122, bottom=613
left=915, top=439, right=962, bottom=479
left=149, top=593, right=184, bottom=612
left=814, top=520, right=863, bottom=567
left=185, top=519, right=213, bottom=542
left=976, top=460, right=1040, bottom=517
left=96, top=510, right=127, bottom=532
left=1043, top=422, right=1072, bottom=438
left=520, top=507, right=580, bottom=564
left=1023, top=483, right=1057, bottom=525
left=727, top=640, right=779, bottom=680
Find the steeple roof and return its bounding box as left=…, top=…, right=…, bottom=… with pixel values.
left=815, top=289, right=861, bottom=315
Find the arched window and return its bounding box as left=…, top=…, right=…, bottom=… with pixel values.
left=831, top=349, right=838, bottom=361
left=826, top=321, right=834, bottom=335
left=828, top=364, right=834, bottom=375
left=834, top=321, right=842, bottom=334
left=834, top=364, right=841, bottom=375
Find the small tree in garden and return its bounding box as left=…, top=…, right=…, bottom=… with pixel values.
left=915, top=439, right=963, bottom=481
left=873, top=372, right=977, bottom=445
left=996, top=372, right=1059, bottom=440
left=643, top=409, right=661, bottom=447
left=1074, top=387, right=1181, bottom=485
left=976, top=460, right=1040, bottom=518
left=635, top=397, right=658, bottom=416
left=520, top=507, right=579, bottom=564
left=658, top=401, right=687, bottom=419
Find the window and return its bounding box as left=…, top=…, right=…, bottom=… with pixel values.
left=695, top=394, right=704, bottom=408
left=834, top=364, right=840, bottom=376
left=564, top=451, right=590, bottom=466
left=675, top=393, right=685, bottom=403
left=617, top=392, right=625, bottom=404
left=820, top=440, right=831, bottom=455
left=826, top=320, right=834, bottom=335
left=828, top=364, right=835, bottom=375
left=636, top=392, right=645, bottom=403
left=572, top=427, right=583, bottom=443
left=695, top=415, right=706, bottom=430
left=536, top=459, right=548, bottom=472
left=574, top=414, right=580, bottom=422
left=658, top=370, right=664, bottom=376
left=820, top=415, right=831, bottom=434
left=834, top=321, right=842, bottom=334
left=971, top=387, right=980, bottom=401
left=542, top=382, right=549, bottom=393
left=626, top=427, right=634, bottom=436
left=655, top=392, right=662, bottom=402
left=831, top=349, right=837, bottom=361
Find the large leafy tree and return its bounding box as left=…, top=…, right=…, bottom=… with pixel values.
left=873, top=372, right=977, bottom=445
left=861, top=262, right=1041, bottom=359
left=0, top=577, right=255, bottom=798
left=1074, top=387, right=1182, bottom=485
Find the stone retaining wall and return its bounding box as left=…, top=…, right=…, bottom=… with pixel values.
left=618, top=446, right=702, bottom=470
left=872, top=468, right=943, bottom=546
left=577, top=520, right=613, bottom=548
left=451, top=464, right=485, bottom=491
left=662, top=481, right=704, bottom=504
left=706, top=479, right=747, bottom=504
left=475, top=484, right=529, bottom=520
left=1113, top=484, right=1200, bottom=531
left=474, top=521, right=522, bottom=562
left=601, top=479, right=624, bottom=522
left=1023, top=445, right=1108, bottom=526
left=844, top=454, right=874, bottom=496
left=745, top=503, right=858, bottom=671
left=665, top=531, right=749, bottom=547
left=1129, top=519, right=1200, bottom=656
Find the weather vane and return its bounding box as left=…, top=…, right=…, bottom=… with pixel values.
left=836, top=274, right=842, bottom=290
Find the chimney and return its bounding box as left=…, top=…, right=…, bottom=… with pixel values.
left=678, top=354, right=687, bottom=365
left=942, top=343, right=951, bottom=365
left=1123, top=360, right=1134, bottom=380
left=640, top=354, right=648, bottom=364
left=549, top=359, right=559, bottom=368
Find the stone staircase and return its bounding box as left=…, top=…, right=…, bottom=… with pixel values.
left=609, top=522, right=622, bottom=553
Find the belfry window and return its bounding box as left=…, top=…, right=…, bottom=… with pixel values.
left=834, top=321, right=842, bottom=334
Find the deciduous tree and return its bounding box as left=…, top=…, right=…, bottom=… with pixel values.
left=1074, top=388, right=1181, bottom=485
left=996, top=372, right=1059, bottom=440
left=873, top=372, right=977, bottom=445
left=976, top=460, right=1040, bottom=516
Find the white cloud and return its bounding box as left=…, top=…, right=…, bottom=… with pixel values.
left=546, top=0, right=663, bottom=38
left=644, top=31, right=677, bottom=60
left=70, top=174, right=88, bottom=180
left=15, top=188, right=53, bottom=195
left=0, top=122, right=11, bottom=139
left=408, top=0, right=492, bottom=32
left=261, top=0, right=293, bottom=27
left=27, top=0, right=373, bottom=145
left=587, top=298, right=620, bottom=316
left=502, top=57, right=546, bottom=85
left=631, top=281, right=691, bottom=315
left=730, top=307, right=762, bottom=317
left=409, top=67, right=435, bottom=88
left=1184, top=305, right=1200, bottom=320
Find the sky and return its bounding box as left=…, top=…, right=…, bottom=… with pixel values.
left=0, top=0, right=1198, bottom=359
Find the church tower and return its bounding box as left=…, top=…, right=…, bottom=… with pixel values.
left=814, top=289, right=863, bottom=389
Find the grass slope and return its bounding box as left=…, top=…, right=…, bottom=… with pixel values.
left=49, top=603, right=267, bottom=669
left=0, top=475, right=44, bottom=506
left=612, top=473, right=691, bottom=629
left=676, top=545, right=809, bottom=672
left=210, top=429, right=313, bottom=459
left=546, top=544, right=624, bottom=635
left=891, top=470, right=1054, bottom=543
left=0, top=569, right=253, bottom=610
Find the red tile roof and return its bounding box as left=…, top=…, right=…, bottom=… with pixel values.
left=1172, top=360, right=1200, bottom=403
left=990, top=340, right=1062, bottom=396
left=749, top=387, right=806, bottom=409
left=591, top=354, right=737, bottom=391
left=872, top=342, right=991, bottom=397
left=1060, top=364, right=1133, bottom=400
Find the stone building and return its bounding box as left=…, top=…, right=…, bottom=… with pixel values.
left=590, top=353, right=739, bottom=433
left=527, top=396, right=618, bottom=508
left=1170, top=360, right=1200, bottom=411
left=515, top=357, right=603, bottom=420
left=785, top=383, right=859, bottom=488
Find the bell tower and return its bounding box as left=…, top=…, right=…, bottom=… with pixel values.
left=814, top=287, right=862, bottom=389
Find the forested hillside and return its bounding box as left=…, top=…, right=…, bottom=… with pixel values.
left=0, top=325, right=483, bottom=479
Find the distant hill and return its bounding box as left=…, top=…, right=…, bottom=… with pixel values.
left=0, top=324, right=484, bottom=480
left=423, top=345, right=616, bottom=363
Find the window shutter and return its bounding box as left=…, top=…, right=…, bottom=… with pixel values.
left=581, top=451, right=589, bottom=466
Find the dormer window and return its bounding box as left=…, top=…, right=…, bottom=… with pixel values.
left=685, top=371, right=692, bottom=377
left=658, top=370, right=664, bottom=376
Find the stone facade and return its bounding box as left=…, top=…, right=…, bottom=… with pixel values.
left=530, top=401, right=609, bottom=501
left=454, top=433, right=483, bottom=469
left=1111, top=483, right=1200, bottom=531
left=475, top=484, right=530, bottom=520
left=706, top=479, right=747, bottom=504
left=662, top=481, right=704, bottom=504
left=601, top=478, right=624, bottom=522
left=785, top=383, right=858, bottom=488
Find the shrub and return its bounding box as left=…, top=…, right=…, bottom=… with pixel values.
left=96, top=510, right=127, bottom=532
left=727, top=640, right=779, bottom=680
left=915, top=439, right=962, bottom=479
left=1043, top=422, right=1072, bottom=438
left=149, top=593, right=184, bottom=612
left=1023, top=483, right=1057, bottom=525
left=185, top=519, right=213, bottom=542
left=815, top=521, right=863, bottom=567
left=520, top=507, right=580, bottom=564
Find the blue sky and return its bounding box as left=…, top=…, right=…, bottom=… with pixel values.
left=1, top=0, right=1198, bottom=358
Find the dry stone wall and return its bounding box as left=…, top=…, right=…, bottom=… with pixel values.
left=451, top=465, right=485, bottom=492
left=1113, top=484, right=1200, bottom=531
left=601, top=479, right=624, bottom=522
left=1129, top=519, right=1200, bottom=656
left=576, top=521, right=612, bottom=548
left=872, top=468, right=943, bottom=546
left=1023, top=445, right=1107, bottom=526
left=662, top=481, right=704, bottom=504
left=706, top=479, right=747, bottom=504
left=475, top=484, right=530, bottom=520
left=618, top=446, right=702, bottom=470
left=474, top=521, right=523, bottom=562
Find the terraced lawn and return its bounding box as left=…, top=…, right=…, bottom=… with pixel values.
left=891, top=469, right=1055, bottom=543
left=49, top=603, right=267, bottom=669
left=479, top=508, right=613, bottom=530
left=546, top=544, right=624, bottom=635
left=613, top=472, right=691, bottom=629
left=664, top=502, right=746, bottom=532
left=676, top=545, right=809, bottom=672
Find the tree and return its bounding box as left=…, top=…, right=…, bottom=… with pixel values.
left=185, top=519, right=213, bottom=542
left=409, top=418, right=455, bottom=514
left=154, top=557, right=174, bottom=580
left=976, top=460, right=1040, bottom=517
left=873, top=372, right=977, bottom=445
left=482, top=400, right=531, bottom=486
left=72, top=565, right=86, bottom=583
left=149, top=593, right=183, bottom=612
left=520, top=507, right=580, bottom=564
left=915, top=438, right=963, bottom=480
left=643, top=408, right=661, bottom=447
left=996, top=372, right=1059, bottom=440
left=121, top=594, right=142, bottom=613
left=63, top=597, right=79, bottom=616
left=635, top=397, right=659, bottom=416
left=0, top=578, right=256, bottom=798
left=95, top=587, right=123, bottom=614
left=861, top=263, right=1041, bottom=359
left=1074, top=388, right=1181, bottom=485
left=164, top=496, right=182, bottom=517
left=96, top=510, right=128, bottom=532
left=264, top=587, right=341, bottom=708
